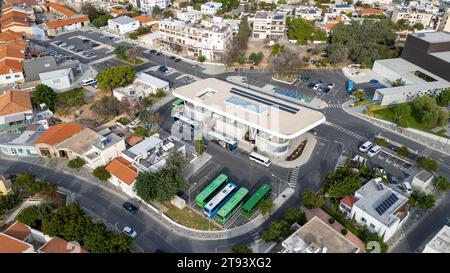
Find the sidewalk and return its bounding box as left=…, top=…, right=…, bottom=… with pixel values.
left=271, top=133, right=317, bottom=168
left=342, top=100, right=450, bottom=155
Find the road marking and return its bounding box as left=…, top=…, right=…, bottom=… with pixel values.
left=324, top=121, right=367, bottom=141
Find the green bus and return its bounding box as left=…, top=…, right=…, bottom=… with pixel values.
left=172, top=98, right=184, bottom=110
left=215, top=187, right=249, bottom=225
left=241, top=184, right=272, bottom=218
left=195, top=174, right=228, bottom=208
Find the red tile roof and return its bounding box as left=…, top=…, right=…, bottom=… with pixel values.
left=39, top=236, right=88, bottom=253
left=0, top=91, right=31, bottom=116
left=44, top=16, right=90, bottom=30
left=133, top=15, right=157, bottom=24
left=106, top=157, right=137, bottom=185
left=358, top=8, right=384, bottom=16
left=340, top=196, right=359, bottom=208
left=0, top=233, right=34, bottom=253
left=4, top=221, right=31, bottom=241
left=0, top=58, right=23, bottom=74
left=35, top=123, right=85, bottom=145
left=45, top=2, right=77, bottom=18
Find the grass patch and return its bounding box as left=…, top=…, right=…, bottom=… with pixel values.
left=117, top=55, right=144, bottom=65
left=55, top=88, right=87, bottom=115
left=369, top=104, right=449, bottom=138
left=354, top=98, right=372, bottom=107
left=165, top=204, right=222, bottom=231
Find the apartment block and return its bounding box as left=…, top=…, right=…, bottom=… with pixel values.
left=391, top=7, right=433, bottom=27
left=250, top=11, right=286, bottom=40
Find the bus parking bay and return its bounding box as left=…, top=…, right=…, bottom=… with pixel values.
left=184, top=156, right=280, bottom=229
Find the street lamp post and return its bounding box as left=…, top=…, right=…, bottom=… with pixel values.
left=271, top=173, right=288, bottom=197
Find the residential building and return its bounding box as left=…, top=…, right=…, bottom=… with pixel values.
left=176, top=6, right=203, bottom=22
left=106, top=157, right=138, bottom=197
left=113, top=72, right=169, bottom=102
left=355, top=8, right=385, bottom=18
left=42, top=16, right=90, bottom=37
left=437, top=8, right=450, bottom=32
left=294, top=6, right=322, bottom=21
left=422, top=225, right=450, bottom=253
left=319, top=13, right=351, bottom=34
left=358, top=0, right=392, bottom=4
left=84, top=133, right=126, bottom=169
left=1, top=221, right=88, bottom=253
left=34, top=122, right=85, bottom=158
left=158, top=19, right=233, bottom=60
left=373, top=32, right=450, bottom=105
left=45, top=2, right=77, bottom=19
left=172, top=78, right=325, bottom=159
left=201, top=1, right=222, bottom=15
left=39, top=68, right=74, bottom=91
left=280, top=216, right=361, bottom=253
left=341, top=178, right=409, bottom=242
left=0, top=30, right=27, bottom=86
left=108, top=16, right=140, bottom=34
left=391, top=6, right=433, bottom=27
left=121, top=133, right=186, bottom=172
left=0, top=5, right=33, bottom=34
left=410, top=170, right=434, bottom=194
left=23, top=56, right=57, bottom=82
left=110, top=8, right=133, bottom=18
left=329, top=4, right=355, bottom=14
left=250, top=11, right=286, bottom=40
left=0, top=90, right=33, bottom=129
left=133, top=15, right=158, bottom=28
left=0, top=175, right=12, bottom=195
left=0, top=126, right=43, bottom=156
left=139, top=0, right=172, bottom=14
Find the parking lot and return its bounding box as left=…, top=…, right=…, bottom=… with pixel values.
left=182, top=143, right=288, bottom=229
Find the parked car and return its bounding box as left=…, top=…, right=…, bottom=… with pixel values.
left=174, top=58, right=181, bottom=63
left=82, top=78, right=97, bottom=86
left=169, top=56, right=176, bottom=60
left=59, top=42, right=67, bottom=47
left=128, top=118, right=140, bottom=129
left=328, top=82, right=336, bottom=89
left=67, top=45, right=75, bottom=50
left=367, top=145, right=381, bottom=157
left=158, top=66, right=168, bottom=73
left=149, top=49, right=157, bottom=54
left=308, top=82, right=316, bottom=88
left=122, top=202, right=139, bottom=214
left=359, top=141, right=373, bottom=153
left=400, top=182, right=413, bottom=195
left=122, top=226, right=137, bottom=239
left=390, top=176, right=400, bottom=185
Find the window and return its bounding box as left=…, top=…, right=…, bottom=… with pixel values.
left=6, top=76, right=11, bottom=79
left=11, top=148, right=17, bottom=155
left=370, top=223, right=376, bottom=229
left=14, top=74, right=21, bottom=78
left=18, top=149, right=23, bottom=153
left=361, top=217, right=367, bottom=223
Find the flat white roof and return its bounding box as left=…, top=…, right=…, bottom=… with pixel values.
left=110, top=16, right=138, bottom=25
left=39, top=68, right=72, bottom=81
left=423, top=225, right=450, bottom=253
left=172, top=78, right=326, bottom=139
left=135, top=72, right=169, bottom=89
left=413, top=31, right=450, bottom=43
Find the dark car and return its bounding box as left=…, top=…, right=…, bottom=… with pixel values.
left=122, top=202, right=138, bottom=214
left=149, top=49, right=157, bottom=54
left=158, top=66, right=168, bottom=73
left=91, top=43, right=100, bottom=47
left=308, top=82, right=316, bottom=88
left=323, top=87, right=331, bottom=93
left=174, top=58, right=181, bottom=63
left=169, top=56, right=176, bottom=60
left=156, top=52, right=161, bottom=56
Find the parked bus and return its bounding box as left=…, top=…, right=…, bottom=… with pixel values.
left=241, top=184, right=272, bottom=218
left=172, top=98, right=184, bottom=111
left=215, top=187, right=249, bottom=225
left=346, top=80, right=353, bottom=93
left=249, top=152, right=271, bottom=167
left=195, top=174, right=229, bottom=208
left=203, top=182, right=238, bottom=218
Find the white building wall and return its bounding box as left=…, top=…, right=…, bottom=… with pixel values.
left=0, top=144, right=39, bottom=157
left=0, top=111, right=31, bottom=125
left=0, top=72, right=24, bottom=86
left=40, top=74, right=73, bottom=91
left=108, top=19, right=140, bottom=34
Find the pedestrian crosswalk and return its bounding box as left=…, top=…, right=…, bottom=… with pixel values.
left=325, top=122, right=367, bottom=141
left=288, top=167, right=300, bottom=188
left=327, top=104, right=343, bottom=108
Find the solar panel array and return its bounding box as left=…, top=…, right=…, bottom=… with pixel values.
left=230, top=87, right=300, bottom=114
left=273, top=87, right=314, bottom=103
left=375, top=193, right=399, bottom=216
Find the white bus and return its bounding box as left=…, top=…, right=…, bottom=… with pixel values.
left=249, top=152, right=271, bottom=167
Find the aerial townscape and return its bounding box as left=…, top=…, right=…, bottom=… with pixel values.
left=1, top=0, right=450, bottom=257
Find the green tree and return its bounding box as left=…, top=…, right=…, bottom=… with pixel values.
left=410, top=191, right=435, bottom=209
left=195, top=139, right=205, bottom=155
left=413, top=23, right=424, bottom=30
left=231, top=245, right=253, bottom=253
left=301, top=188, right=324, bottom=209
left=162, top=9, right=175, bottom=19
left=283, top=207, right=306, bottom=225
left=96, top=66, right=136, bottom=92
left=81, top=3, right=102, bottom=20
left=271, top=44, right=283, bottom=56
left=262, top=220, right=291, bottom=243
left=436, top=89, right=450, bottom=107
left=392, top=103, right=411, bottom=127
left=67, top=157, right=86, bottom=169
left=134, top=169, right=187, bottom=203
left=152, top=5, right=161, bottom=17
left=92, top=14, right=113, bottom=28
left=133, top=126, right=148, bottom=137
left=13, top=172, right=43, bottom=194
left=392, top=78, right=406, bottom=87
left=237, top=16, right=250, bottom=50
left=17, top=203, right=53, bottom=227
left=259, top=199, right=273, bottom=216
left=352, top=90, right=366, bottom=100
left=40, top=183, right=58, bottom=199
left=237, top=53, right=246, bottom=65
left=413, top=96, right=448, bottom=129
left=34, top=84, right=57, bottom=111
left=323, top=167, right=362, bottom=199
left=287, top=18, right=318, bottom=45
left=434, top=176, right=450, bottom=192
left=248, top=52, right=264, bottom=65
left=93, top=166, right=111, bottom=181
left=198, top=55, right=206, bottom=63
left=395, top=146, right=410, bottom=157
left=166, top=150, right=186, bottom=172
left=396, top=19, right=408, bottom=30
left=0, top=193, right=23, bottom=215
left=417, top=156, right=438, bottom=172
left=114, top=45, right=128, bottom=59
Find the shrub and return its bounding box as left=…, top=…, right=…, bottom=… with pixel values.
left=0, top=193, right=23, bottom=215
left=133, top=126, right=148, bottom=137
left=328, top=218, right=335, bottom=224
left=395, top=146, right=410, bottom=157
left=417, top=156, right=438, bottom=172
left=434, top=176, right=450, bottom=192
left=116, top=117, right=130, bottom=126
left=67, top=157, right=86, bottom=169
left=375, top=137, right=390, bottom=147
left=341, top=228, right=348, bottom=235
left=93, top=166, right=111, bottom=181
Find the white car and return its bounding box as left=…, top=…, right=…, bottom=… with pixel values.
left=401, top=182, right=413, bottom=195
left=367, top=145, right=381, bottom=157
left=128, top=118, right=141, bottom=129
left=328, top=83, right=336, bottom=89
left=59, top=42, right=67, bottom=47
left=67, top=45, right=75, bottom=50
left=82, top=78, right=97, bottom=86
left=122, top=226, right=137, bottom=239
left=313, top=83, right=321, bottom=90
left=359, top=141, right=373, bottom=153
